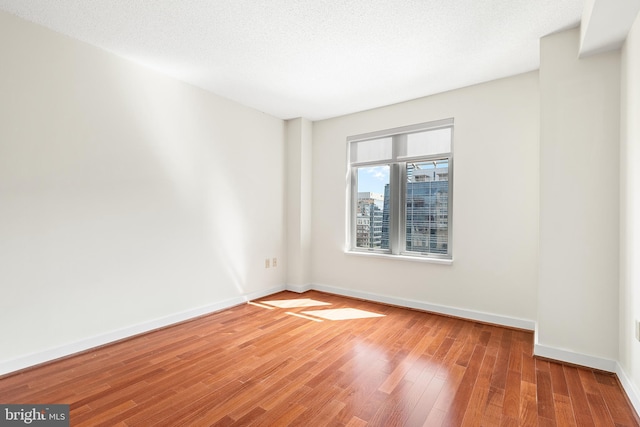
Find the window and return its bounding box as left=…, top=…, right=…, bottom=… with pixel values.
left=348, top=118, right=453, bottom=260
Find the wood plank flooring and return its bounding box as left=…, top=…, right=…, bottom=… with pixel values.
left=1, top=291, right=638, bottom=426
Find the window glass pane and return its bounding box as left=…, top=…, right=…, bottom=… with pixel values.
left=350, top=137, right=393, bottom=164
left=405, top=159, right=449, bottom=254
left=403, top=128, right=451, bottom=158
left=355, top=165, right=390, bottom=250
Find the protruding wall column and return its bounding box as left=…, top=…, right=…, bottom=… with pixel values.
left=537, top=27, right=621, bottom=368
left=285, top=118, right=313, bottom=291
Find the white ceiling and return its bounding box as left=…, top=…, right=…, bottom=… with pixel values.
left=0, top=0, right=627, bottom=121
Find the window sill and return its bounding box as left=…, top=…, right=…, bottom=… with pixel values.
left=344, top=250, right=453, bottom=265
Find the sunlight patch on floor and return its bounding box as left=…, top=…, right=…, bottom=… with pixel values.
left=247, top=301, right=275, bottom=310
left=260, top=298, right=332, bottom=308
left=301, top=308, right=385, bottom=321
left=286, top=312, right=324, bottom=322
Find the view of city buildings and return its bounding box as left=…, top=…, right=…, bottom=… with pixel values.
left=356, top=161, right=449, bottom=254
left=355, top=192, right=385, bottom=249
left=404, top=162, right=449, bottom=254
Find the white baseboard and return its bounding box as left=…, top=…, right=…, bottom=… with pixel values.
left=533, top=342, right=617, bottom=372
left=286, top=283, right=313, bottom=293
left=306, top=283, right=536, bottom=331
left=0, top=285, right=286, bottom=377
left=616, top=363, right=640, bottom=417
left=244, top=285, right=286, bottom=300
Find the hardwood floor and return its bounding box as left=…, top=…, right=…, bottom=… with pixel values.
left=1, top=291, right=638, bottom=426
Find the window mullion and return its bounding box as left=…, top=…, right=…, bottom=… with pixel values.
left=397, top=162, right=407, bottom=254
left=350, top=166, right=357, bottom=250
left=388, top=162, right=401, bottom=255
left=390, top=134, right=403, bottom=255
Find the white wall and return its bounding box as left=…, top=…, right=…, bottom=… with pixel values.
left=0, top=11, right=285, bottom=372
left=537, top=28, right=620, bottom=364
left=311, top=72, right=540, bottom=324
left=620, top=11, right=640, bottom=404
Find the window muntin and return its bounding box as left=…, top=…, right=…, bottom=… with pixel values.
left=348, top=119, right=453, bottom=260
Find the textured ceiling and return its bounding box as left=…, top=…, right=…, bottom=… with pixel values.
left=0, top=0, right=585, bottom=120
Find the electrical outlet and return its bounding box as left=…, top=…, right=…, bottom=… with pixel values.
left=265, top=258, right=270, bottom=268
left=272, top=258, right=277, bottom=267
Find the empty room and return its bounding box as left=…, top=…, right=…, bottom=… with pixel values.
left=1, top=0, right=640, bottom=425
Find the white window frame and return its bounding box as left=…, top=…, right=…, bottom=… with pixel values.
left=347, top=118, right=454, bottom=261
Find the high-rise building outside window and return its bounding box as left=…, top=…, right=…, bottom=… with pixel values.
left=348, top=119, right=453, bottom=260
